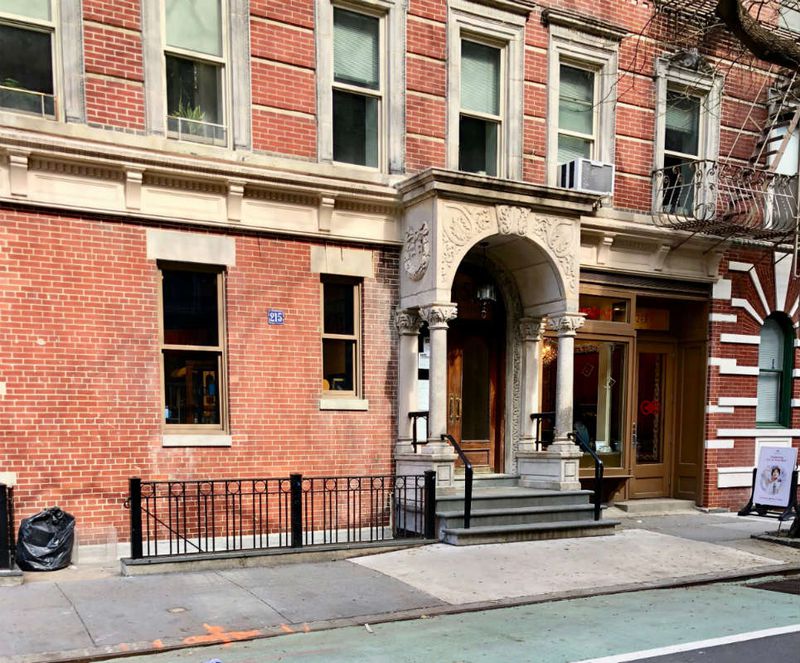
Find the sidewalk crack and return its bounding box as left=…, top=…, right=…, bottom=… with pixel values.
left=214, top=571, right=293, bottom=623
left=56, top=582, right=98, bottom=648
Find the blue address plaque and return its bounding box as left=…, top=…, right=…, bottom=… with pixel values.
left=268, top=309, right=285, bottom=325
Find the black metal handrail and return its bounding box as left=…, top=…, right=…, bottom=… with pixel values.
left=409, top=411, right=429, bottom=451
left=568, top=431, right=604, bottom=521
left=441, top=434, right=472, bottom=529
left=530, top=411, right=555, bottom=450
left=0, top=484, right=14, bottom=570
left=127, top=472, right=436, bottom=560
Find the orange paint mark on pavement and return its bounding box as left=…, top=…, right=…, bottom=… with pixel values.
left=303, top=623, right=311, bottom=633
left=183, top=624, right=261, bottom=647
left=152, top=640, right=164, bottom=649
left=280, top=624, right=295, bottom=634
left=117, top=643, right=130, bottom=652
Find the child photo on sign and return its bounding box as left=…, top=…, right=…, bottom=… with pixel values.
left=759, top=465, right=783, bottom=496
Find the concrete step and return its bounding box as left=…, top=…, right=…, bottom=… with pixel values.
left=442, top=519, right=619, bottom=545
left=437, top=503, right=596, bottom=529
left=612, top=499, right=696, bottom=516
left=455, top=473, right=520, bottom=488
left=437, top=487, right=594, bottom=512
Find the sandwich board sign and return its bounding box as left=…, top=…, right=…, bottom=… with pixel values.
left=739, top=445, right=799, bottom=521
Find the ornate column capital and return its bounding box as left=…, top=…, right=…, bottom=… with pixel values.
left=519, top=317, right=546, bottom=342
left=546, top=312, right=586, bottom=337
left=419, top=303, right=458, bottom=330
left=395, top=308, right=423, bottom=335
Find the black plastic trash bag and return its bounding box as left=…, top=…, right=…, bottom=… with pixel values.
left=16, top=507, right=75, bottom=571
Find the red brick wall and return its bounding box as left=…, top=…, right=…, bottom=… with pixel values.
left=0, top=206, right=398, bottom=542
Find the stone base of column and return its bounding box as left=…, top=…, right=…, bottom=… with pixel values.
left=394, top=437, right=415, bottom=457
left=395, top=451, right=457, bottom=489
left=517, top=436, right=541, bottom=454
left=517, top=443, right=582, bottom=491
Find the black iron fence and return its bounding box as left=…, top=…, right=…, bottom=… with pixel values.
left=0, top=484, right=15, bottom=570
left=128, top=472, right=435, bottom=559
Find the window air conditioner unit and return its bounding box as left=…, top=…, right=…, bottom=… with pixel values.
left=558, top=158, right=615, bottom=195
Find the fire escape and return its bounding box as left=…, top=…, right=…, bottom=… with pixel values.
left=649, top=1, right=800, bottom=258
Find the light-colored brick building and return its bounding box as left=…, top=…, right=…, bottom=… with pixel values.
left=1, top=0, right=799, bottom=543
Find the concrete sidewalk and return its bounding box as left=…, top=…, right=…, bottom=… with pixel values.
left=2, top=511, right=799, bottom=663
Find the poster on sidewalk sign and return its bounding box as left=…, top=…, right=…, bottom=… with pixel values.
left=753, top=445, right=798, bottom=508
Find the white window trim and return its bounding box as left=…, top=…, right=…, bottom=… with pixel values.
left=653, top=57, right=722, bottom=211
left=316, top=0, right=405, bottom=174
left=447, top=0, right=525, bottom=180
left=142, top=0, right=252, bottom=150
left=0, top=0, right=85, bottom=124
left=546, top=18, right=620, bottom=187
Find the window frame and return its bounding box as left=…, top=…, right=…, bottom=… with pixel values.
left=546, top=18, right=619, bottom=187
left=556, top=61, right=599, bottom=166
left=653, top=57, right=722, bottom=213
left=756, top=314, right=794, bottom=428
left=330, top=3, right=385, bottom=170
left=0, top=0, right=86, bottom=123
left=447, top=0, right=524, bottom=180
left=320, top=276, right=363, bottom=400
left=159, top=262, right=229, bottom=434
left=161, top=0, right=230, bottom=147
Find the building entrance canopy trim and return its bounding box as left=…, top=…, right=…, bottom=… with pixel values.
left=652, top=159, right=799, bottom=241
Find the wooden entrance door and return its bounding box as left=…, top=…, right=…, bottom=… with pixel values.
left=630, top=342, right=676, bottom=498
left=447, top=320, right=504, bottom=472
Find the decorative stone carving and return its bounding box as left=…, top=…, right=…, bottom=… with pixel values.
left=546, top=312, right=586, bottom=336
left=441, top=205, right=491, bottom=279
left=529, top=216, right=578, bottom=294
left=519, top=317, right=546, bottom=342
left=395, top=308, right=423, bottom=335
left=402, top=222, right=430, bottom=281
left=497, top=205, right=529, bottom=236
left=419, top=304, right=457, bottom=329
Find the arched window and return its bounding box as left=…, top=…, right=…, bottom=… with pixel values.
left=757, top=315, right=793, bottom=426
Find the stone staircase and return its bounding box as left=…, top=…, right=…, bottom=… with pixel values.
left=437, top=475, right=618, bottom=545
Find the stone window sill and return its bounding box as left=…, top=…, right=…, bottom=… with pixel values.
left=318, top=398, right=369, bottom=411
left=162, top=434, right=233, bottom=448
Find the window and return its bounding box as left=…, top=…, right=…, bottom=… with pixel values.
left=757, top=315, right=793, bottom=427
left=661, top=90, right=702, bottom=214
left=164, top=0, right=226, bottom=145
left=459, top=39, right=502, bottom=176
left=557, top=64, right=596, bottom=164
left=0, top=0, right=55, bottom=118
left=653, top=57, right=722, bottom=214
left=161, top=265, right=226, bottom=430
left=332, top=7, right=382, bottom=167
left=544, top=9, right=622, bottom=186
left=321, top=278, right=361, bottom=396
left=779, top=2, right=800, bottom=32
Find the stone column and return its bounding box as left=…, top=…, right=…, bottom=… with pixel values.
left=518, top=317, right=546, bottom=453
left=419, top=303, right=458, bottom=455
left=547, top=312, right=586, bottom=451
left=395, top=308, right=422, bottom=456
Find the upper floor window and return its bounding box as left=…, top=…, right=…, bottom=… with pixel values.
left=161, top=264, right=227, bottom=430
left=661, top=90, right=702, bottom=214
left=164, top=0, right=227, bottom=146
left=557, top=64, right=596, bottom=165
left=332, top=7, right=381, bottom=168
left=0, top=0, right=55, bottom=118
left=459, top=38, right=502, bottom=176
left=321, top=277, right=362, bottom=397
left=757, top=315, right=793, bottom=427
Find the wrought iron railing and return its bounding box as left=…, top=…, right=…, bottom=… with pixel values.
left=441, top=434, right=473, bottom=529
left=568, top=431, right=604, bottom=522
left=409, top=410, right=429, bottom=451
left=530, top=411, right=555, bottom=450
left=0, top=484, right=15, bottom=570
left=652, top=159, right=798, bottom=240
left=127, top=472, right=435, bottom=559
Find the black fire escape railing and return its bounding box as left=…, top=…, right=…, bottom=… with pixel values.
left=0, top=483, right=15, bottom=570
left=441, top=433, right=472, bottom=529
left=128, top=473, right=436, bottom=560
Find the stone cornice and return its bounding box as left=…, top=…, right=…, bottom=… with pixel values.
left=541, top=8, right=628, bottom=41
left=397, top=168, right=600, bottom=217
left=454, top=0, right=536, bottom=18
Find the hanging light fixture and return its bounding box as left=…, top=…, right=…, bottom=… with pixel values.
left=475, top=241, right=496, bottom=319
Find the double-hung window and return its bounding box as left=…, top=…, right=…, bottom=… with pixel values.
left=557, top=64, right=596, bottom=164
left=332, top=7, right=382, bottom=168
left=661, top=90, right=702, bottom=214
left=321, top=277, right=361, bottom=396
left=164, top=0, right=227, bottom=146
left=0, top=0, right=55, bottom=118
left=757, top=315, right=793, bottom=427
left=459, top=39, right=502, bottom=177
left=161, top=265, right=227, bottom=431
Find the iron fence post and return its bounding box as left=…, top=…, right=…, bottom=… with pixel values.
left=0, top=484, right=11, bottom=570
left=129, top=477, right=143, bottom=560
left=423, top=470, right=436, bottom=539
left=290, top=473, right=303, bottom=548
